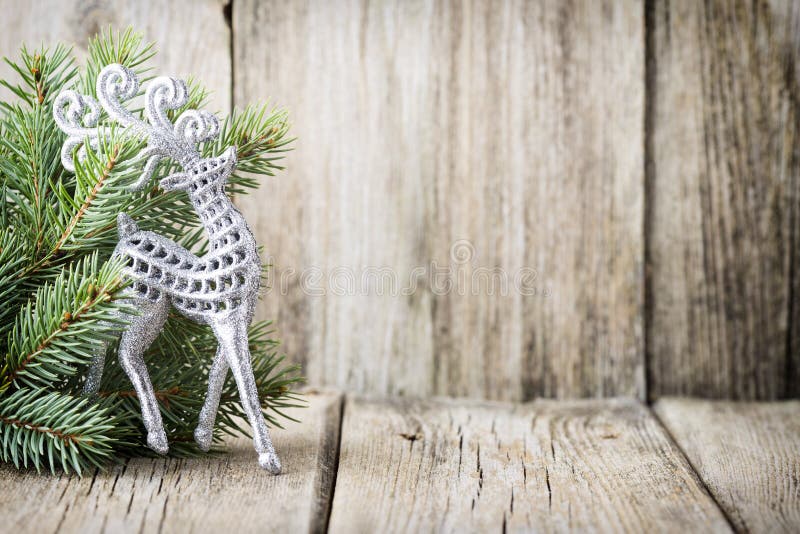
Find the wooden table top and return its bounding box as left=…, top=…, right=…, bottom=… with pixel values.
left=1, top=391, right=797, bottom=533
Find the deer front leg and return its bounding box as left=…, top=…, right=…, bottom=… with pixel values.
left=118, top=295, right=170, bottom=454
left=194, top=345, right=228, bottom=451
left=212, top=320, right=281, bottom=474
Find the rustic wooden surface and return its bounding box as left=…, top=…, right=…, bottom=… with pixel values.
left=0, top=392, right=342, bottom=534
left=0, top=0, right=231, bottom=113
left=647, top=0, right=800, bottom=399
left=328, top=397, right=730, bottom=533
left=233, top=0, right=645, bottom=401
left=655, top=398, right=800, bottom=533
left=2, top=394, right=799, bottom=532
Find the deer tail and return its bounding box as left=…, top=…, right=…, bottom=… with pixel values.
left=117, top=213, right=140, bottom=239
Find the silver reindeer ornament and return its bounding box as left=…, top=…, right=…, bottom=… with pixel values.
left=53, top=64, right=281, bottom=474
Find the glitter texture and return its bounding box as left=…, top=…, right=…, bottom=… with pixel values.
left=53, top=64, right=281, bottom=474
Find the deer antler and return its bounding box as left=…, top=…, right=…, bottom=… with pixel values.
left=53, top=63, right=220, bottom=191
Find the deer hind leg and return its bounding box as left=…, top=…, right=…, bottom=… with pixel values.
left=212, top=319, right=281, bottom=474
left=118, top=292, right=171, bottom=454
left=83, top=315, right=129, bottom=395
left=194, top=345, right=228, bottom=451
left=83, top=339, right=109, bottom=395
left=83, top=315, right=129, bottom=394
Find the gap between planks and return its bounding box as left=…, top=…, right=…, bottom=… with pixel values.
left=655, top=398, right=800, bottom=534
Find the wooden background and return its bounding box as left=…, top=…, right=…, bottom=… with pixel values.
left=0, top=0, right=797, bottom=402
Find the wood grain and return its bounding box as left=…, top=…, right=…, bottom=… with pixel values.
left=0, top=391, right=342, bottom=534
left=233, top=0, right=645, bottom=400
left=647, top=0, right=800, bottom=399
left=0, top=0, right=231, bottom=113
left=328, top=396, right=730, bottom=533
left=655, top=398, right=800, bottom=533
left=1, top=0, right=796, bottom=403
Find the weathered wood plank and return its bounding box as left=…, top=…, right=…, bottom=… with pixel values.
left=655, top=398, right=800, bottom=533
left=328, top=397, right=730, bottom=533
left=647, top=0, right=800, bottom=399
left=0, top=0, right=231, bottom=113
left=0, top=391, right=342, bottom=534
left=233, top=0, right=645, bottom=400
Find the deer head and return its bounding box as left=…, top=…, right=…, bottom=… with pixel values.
left=53, top=63, right=224, bottom=193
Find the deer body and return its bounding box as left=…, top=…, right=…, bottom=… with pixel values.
left=116, top=149, right=259, bottom=324
left=54, top=64, right=281, bottom=473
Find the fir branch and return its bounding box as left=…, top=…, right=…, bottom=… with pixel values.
left=98, top=385, right=184, bottom=404
left=208, top=104, right=294, bottom=194
left=52, top=144, right=120, bottom=255
left=0, top=43, right=77, bottom=109
left=81, top=27, right=155, bottom=94
left=2, top=254, right=127, bottom=390
left=0, top=387, right=118, bottom=474
left=0, top=230, right=28, bottom=340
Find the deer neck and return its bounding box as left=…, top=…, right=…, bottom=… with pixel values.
left=190, top=188, right=254, bottom=258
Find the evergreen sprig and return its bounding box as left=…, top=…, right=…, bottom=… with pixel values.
left=2, top=254, right=128, bottom=391
left=0, top=28, right=303, bottom=474
left=0, top=387, right=120, bottom=474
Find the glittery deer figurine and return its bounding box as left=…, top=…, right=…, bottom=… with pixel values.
left=53, top=64, right=281, bottom=473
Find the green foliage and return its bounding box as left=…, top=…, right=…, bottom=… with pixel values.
left=0, top=28, right=303, bottom=474
left=0, top=387, right=121, bottom=474
left=2, top=254, right=128, bottom=391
